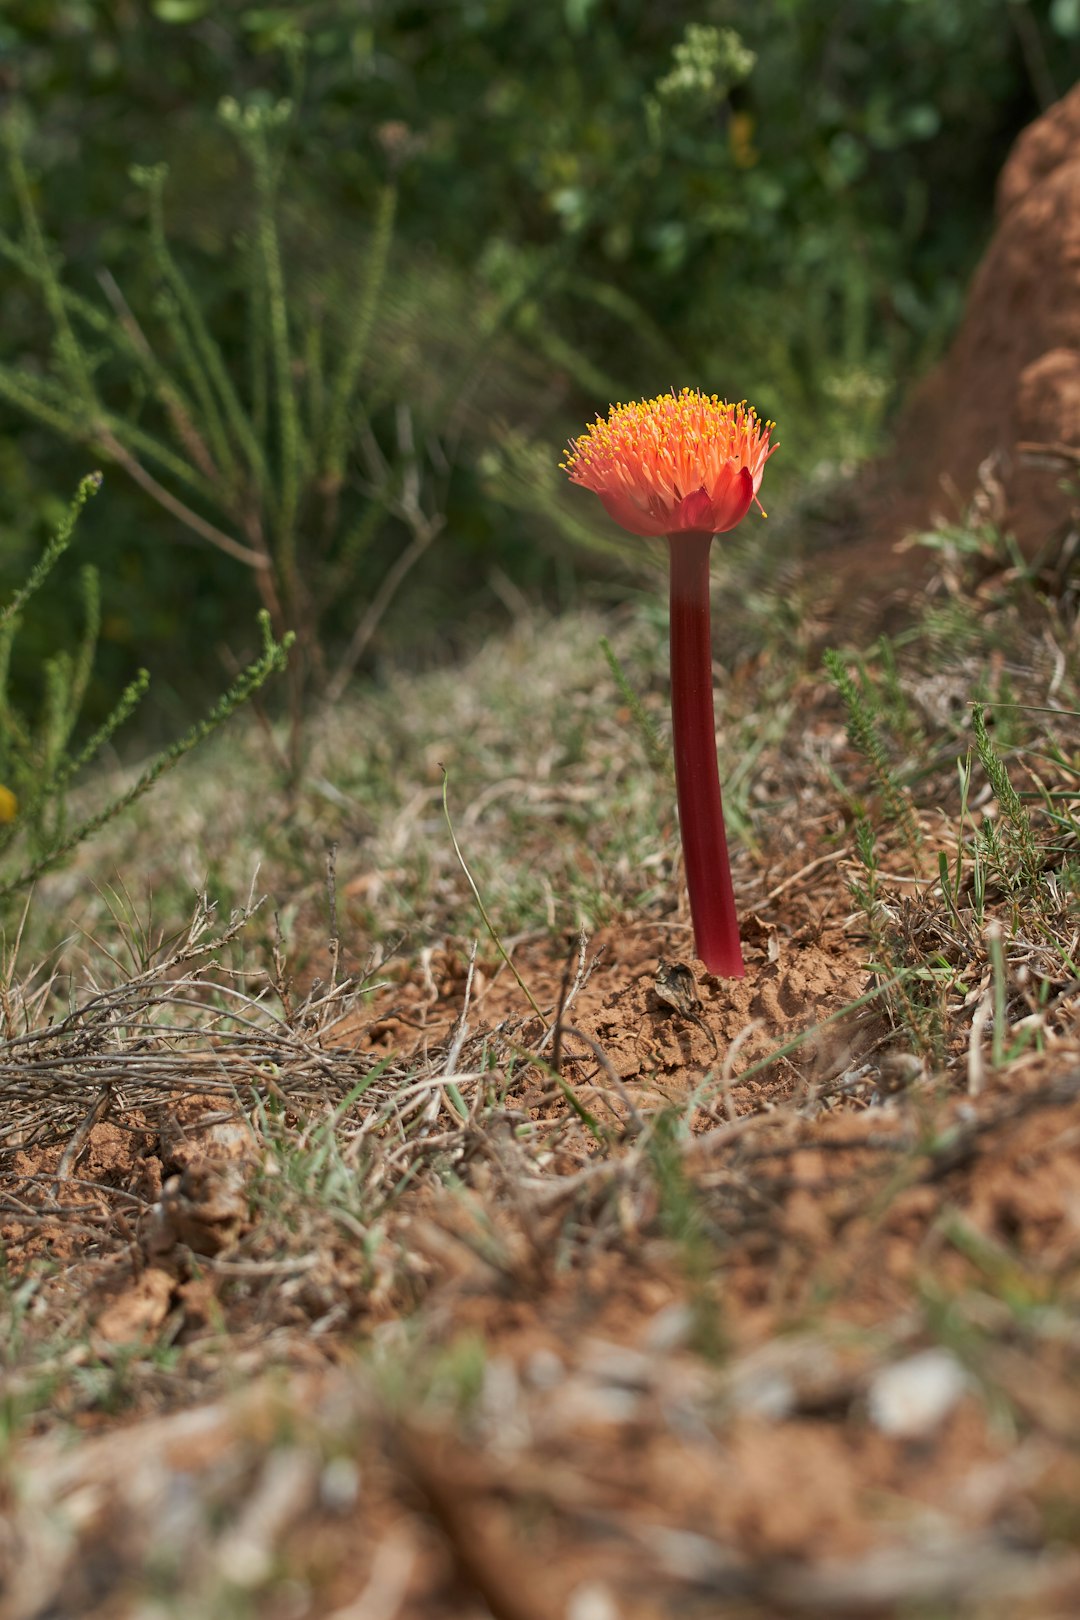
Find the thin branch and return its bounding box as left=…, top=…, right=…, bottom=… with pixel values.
left=96, top=267, right=220, bottom=485
left=1016, top=440, right=1080, bottom=468
left=1007, top=2, right=1058, bottom=111
left=327, top=513, right=442, bottom=701
left=98, top=429, right=268, bottom=569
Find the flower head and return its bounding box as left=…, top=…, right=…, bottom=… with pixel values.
left=562, top=387, right=776, bottom=538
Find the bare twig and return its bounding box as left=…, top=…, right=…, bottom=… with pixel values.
left=327, top=513, right=443, bottom=701
left=96, top=267, right=220, bottom=485
left=53, top=1085, right=112, bottom=1184
left=96, top=427, right=267, bottom=569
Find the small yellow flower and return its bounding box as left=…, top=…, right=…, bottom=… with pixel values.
left=729, top=111, right=758, bottom=169
left=0, top=786, right=18, bottom=823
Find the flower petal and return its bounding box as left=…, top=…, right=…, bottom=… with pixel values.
left=598, top=491, right=672, bottom=537
left=673, top=486, right=716, bottom=531
left=709, top=465, right=755, bottom=533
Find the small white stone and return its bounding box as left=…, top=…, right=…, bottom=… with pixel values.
left=480, top=1355, right=530, bottom=1453
left=566, top=1580, right=620, bottom=1620
left=730, top=1365, right=797, bottom=1421
left=320, top=1455, right=361, bottom=1511
left=643, top=1302, right=695, bottom=1354
left=867, top=1349, right=968, bottom=1438
left=580, top=1340, right=652, bottom=1390
left=525, top=1347, right=565, bottom=1388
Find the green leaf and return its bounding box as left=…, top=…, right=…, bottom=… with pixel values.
left=1051, top=0, right=1080, bottom=38
left=152, top=0, right=210, bottom=20
left=564, top=0, right=599, bottom=37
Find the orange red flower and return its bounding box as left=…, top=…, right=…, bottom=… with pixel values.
left=562, top=388, right=776, bottom=538
left=563, top=388, right=779, bottom=977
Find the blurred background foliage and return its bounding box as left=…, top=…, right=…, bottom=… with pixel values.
left=0, top=0, right=1078, bottom=739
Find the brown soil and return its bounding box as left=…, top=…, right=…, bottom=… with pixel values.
left=4, top=860, right=1080, bottom=1617
left=863, top=79, right=1080, bottom=565
left=4, top=610, right=1080, bottom=1620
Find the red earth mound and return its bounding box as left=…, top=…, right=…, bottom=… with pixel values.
left=870, top=76, right=1080, bottom=560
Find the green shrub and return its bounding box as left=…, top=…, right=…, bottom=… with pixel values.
left=0, top=0, right=1076, bottom=714
left=0, top=472, right=292, bottom=907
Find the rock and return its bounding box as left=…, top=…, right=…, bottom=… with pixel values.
left=867, top=1348, right=968, bottom=1439
left=566, top=1581, right=620, bottom=1620
left=144, top=1158, right=250, bottom=1257
left=93, top=1267, right=174, bottom=1346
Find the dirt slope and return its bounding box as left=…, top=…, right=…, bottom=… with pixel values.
left=868, top=77, right=1080, bottom=559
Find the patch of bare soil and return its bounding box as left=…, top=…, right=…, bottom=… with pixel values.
left=353, top=911, right=870, bottom=1106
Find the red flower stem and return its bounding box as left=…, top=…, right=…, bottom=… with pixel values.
left=667, top=529, right=745, bottom=978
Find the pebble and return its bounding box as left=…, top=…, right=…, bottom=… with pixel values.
left=566, top=1580, right=620, bottom=1620
left=643, top=1302, right=695, bottom=1354
left=867, top=1348, right=968, bottom=1438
